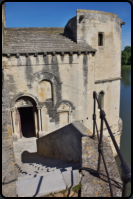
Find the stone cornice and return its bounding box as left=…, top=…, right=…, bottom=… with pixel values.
left=95, top=77, right=122, bottom=84
left=2, top=50, right=96, bottom=57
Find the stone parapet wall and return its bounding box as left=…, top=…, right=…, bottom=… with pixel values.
left=81, top=126, right=122, bottom=197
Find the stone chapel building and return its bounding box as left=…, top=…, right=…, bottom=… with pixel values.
left=2, top=3, right=124, bottom=156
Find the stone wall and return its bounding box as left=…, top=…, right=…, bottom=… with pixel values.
left=2, top=53, right=96, bottom=140
left=2, top=68, right=17, bottom=197
left=37, top=122, right=84, bottom=163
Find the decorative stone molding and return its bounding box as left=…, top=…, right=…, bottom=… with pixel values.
left=26, top=53, right=29, bottom=57
left=36, top=106, right=42, bottom=109
left=11, top=93, right=39, bottom=107
left=61, top=51, right=64, bottom=56
left=16, top=53, right=20, bottom=58
left=30, top=71, right=62, bottom=88
left=2, top=50, right=97, bottom=57
left=77, top=51, right=81, bottom=55
left=7, top=53, right=10, bottom=58
left=52, top=51, right=56, bottom=56
left=43, top=52, right=47, bottom=56
left=34, top=52, right=38, bottom=57
left=55, top=100, right=75, bottom=111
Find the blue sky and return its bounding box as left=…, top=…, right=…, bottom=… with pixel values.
left=4, top=2, right=131, bottom=50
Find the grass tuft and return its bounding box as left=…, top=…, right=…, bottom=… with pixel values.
left=59, top=189, right=67, bottom=194
left=72, top=182, right=81, bottom=193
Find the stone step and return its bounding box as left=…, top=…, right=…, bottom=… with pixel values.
left=62, top=169, right=80, bottom=188
left=19, top=167, right=48, bottom=174
left=18, top=169, right=61, bottom=180
left=17, top=172, right=66, bottom=197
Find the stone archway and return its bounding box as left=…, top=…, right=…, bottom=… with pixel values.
left=11, top=96, right=40, bottom=140
left=16, top=96, right=37, bottom=138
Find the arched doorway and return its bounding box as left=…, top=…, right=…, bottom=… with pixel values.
left=18, top=107, right=35, bottom=138
left=15, top=96, right=38, bottom=138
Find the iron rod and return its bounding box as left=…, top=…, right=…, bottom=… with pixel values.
left=94, top=120, right=99, bottom=141
left=101, top=151, right=114, bottom=197
left=92, top=91, right=96, bottom=137
left=92, top=91, right=131, bottom=197
left=122, top=181, right=128, bottom=197
left=97, top=110, right=104, bottom=172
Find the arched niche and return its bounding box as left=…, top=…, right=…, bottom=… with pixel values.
left=55, top=100, right=75, bottom=125
left=28, top=72, right=62, bottom=107
left=38, top=80, right=52, bottom=102
left=29, top=71, right=62, bottom=87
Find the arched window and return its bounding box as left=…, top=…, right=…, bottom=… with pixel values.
left=98, top=91, right=104, bottom=110
left=38, top=80, right=52, bottom=102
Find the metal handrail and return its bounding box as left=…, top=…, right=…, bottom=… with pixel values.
left=91, top=91, right=131, bottom=197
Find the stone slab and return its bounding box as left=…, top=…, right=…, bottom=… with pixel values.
left=17, top=173, right=66, bottom=197
left=62, top=170, right=80, bottom=188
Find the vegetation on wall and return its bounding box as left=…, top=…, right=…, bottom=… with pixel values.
left=121, top=46, right=131, bottom=66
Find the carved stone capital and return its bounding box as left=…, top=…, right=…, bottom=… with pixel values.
left=37, top=106, right=42, bottom=109
left=10, top=108, right=15, bottom=112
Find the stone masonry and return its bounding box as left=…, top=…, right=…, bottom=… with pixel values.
left=2, top=67, right=17, bottom=197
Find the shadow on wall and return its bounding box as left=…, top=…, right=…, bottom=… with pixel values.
left=36, top=123, right=84, bottom=163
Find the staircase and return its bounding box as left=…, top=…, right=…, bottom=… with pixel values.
left=13, top=137, right=81, bottom=197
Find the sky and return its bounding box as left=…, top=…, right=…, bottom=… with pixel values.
left=4, top=2, right=131, bottom=50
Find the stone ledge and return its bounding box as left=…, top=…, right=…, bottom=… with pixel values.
left=81, top=131, right=122, bottom=197
left=95, top=77, right=122, bottom=84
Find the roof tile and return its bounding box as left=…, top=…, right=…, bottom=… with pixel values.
left=3, top=27, right=95, bottom=54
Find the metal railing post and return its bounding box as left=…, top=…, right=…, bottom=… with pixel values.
left=92, top=91, right=96, bottom=138
left=90, top=91, right=131, bottom=197
left=97, top=109, right=105, bottom=172
left=121, top=162, right=131, bottom=197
